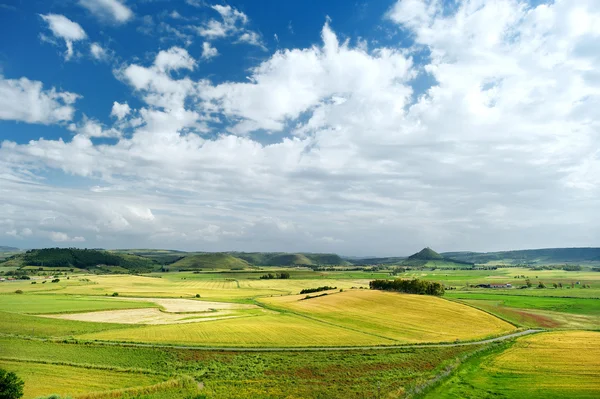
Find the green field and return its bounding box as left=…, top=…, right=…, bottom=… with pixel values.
left=1, top=265, right=599, bottom=398
left=425, top=331, right=600, bottom=399
left=0, top=294, right=156, bottom=314
left=0, top=336, right=480, bottom=399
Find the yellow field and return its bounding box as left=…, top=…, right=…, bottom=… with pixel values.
left=489, top=331, right=600, bottom=380
left=427, top=331, right=600, bottom=398
left=261, top=290, right=515, bottom=343
left=238, top=278, right=369, bottom=293
left=78, top=313, right=396, bottom=347
left=0, top=360, right=164, bottom=399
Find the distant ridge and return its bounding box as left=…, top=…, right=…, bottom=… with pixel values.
left=442, top=247, right=600, bottom=265
left=0, top=246, right=19, bottom=252
left=169, top=253, right=250, bottom=270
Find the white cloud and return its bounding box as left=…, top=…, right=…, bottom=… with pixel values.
left=3, top=1, right=600, bottom=254
left=76, top=118, right=121, bottom=138
left=50, top=231, right=86, bottom=242
left=78, top=0, right=133, bottom=24
left=201, top=42, right=218, bottom=60
left=237, top=31, right=265, bottom=49
left=200, top=22, right=413, bottom=133
left=90, top=42, right=108, bottom=60
left=111, top=101, right=131, bottom=120
left=153, top=47, right=196, bottom=72
left=20, top=228, right=33, bottom=237
left=0, top=76, right=80, bottom=124
left=195, top=4, right=264, bottom=48
left=40, top=14, right=87, bottom=60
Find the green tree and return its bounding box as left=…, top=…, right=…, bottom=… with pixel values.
left=0, top=368, right=24, bottom=399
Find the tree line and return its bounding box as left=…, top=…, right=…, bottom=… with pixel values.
left=259, top=272, right=290, bottom=280
left=369, top=278, right=445, bottom=296
left=300, top=286, right=336, bottom=294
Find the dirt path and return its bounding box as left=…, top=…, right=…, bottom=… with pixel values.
left=24, top=329, right=542, bottom=352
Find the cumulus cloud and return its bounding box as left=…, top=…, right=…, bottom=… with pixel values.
left=78, top=0, right=133, bottom=24
left=3, top=0, right=600, bottom=254
left=153, top=47, right=196, bottom=72
left=201, top=42, right=219, bottom=60
left=0, top=76, right=80, bottom=124
left=111, top=101, right=131, bottom=120
left=40, top=14, right=87, bottom=60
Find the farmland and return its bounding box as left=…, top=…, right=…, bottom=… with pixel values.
left=425, top=331, right=600, bottom=399
left=0, top=253, right=599, bottom=398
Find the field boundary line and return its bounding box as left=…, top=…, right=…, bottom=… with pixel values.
left=252, top=297, right=401, bottom=343
left=0, top=356, right=168, bottom=375
left=0, top=329, right=542, bottom=352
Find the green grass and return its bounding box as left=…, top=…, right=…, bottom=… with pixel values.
left=0, top=311, right=138, bottom=338
left=0, top=294, right=157, bottom=314
left=445, top=291, right=600, bottom=328
left=0, top=335, right=480, bottom=399
left=0, top=360, right=166, bottom=399
left=446, top=292, right=600, bottom=315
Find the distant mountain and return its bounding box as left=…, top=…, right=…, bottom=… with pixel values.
left=344, top=257, right=406, bottom=265
left=407, top=247, right=444, bottom=260
left=403, top=248, right=474, bottom=268
left=0, top=246, right=19, bottom=252
left=442, top=247, right=600, bottom=265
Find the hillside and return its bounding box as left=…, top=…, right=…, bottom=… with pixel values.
left=168, top=253, right=250, bottom=270
left=230, top=252, right=348, bottom=266
left=443, top=247, right=600, bottom=265
left=0, top=246, right=19, bottom=252
left=403, top=248, right=474, bottom=268
left=0, top=248, right=156, bottom=272
left=407, top=247, right=444, bottom=260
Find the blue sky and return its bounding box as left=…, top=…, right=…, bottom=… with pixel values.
left=0, top=0, right=599, bottom=255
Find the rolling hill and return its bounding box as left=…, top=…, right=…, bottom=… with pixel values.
left=407, top=247, right=444, bottom=260
left=168, top=253, right=250, bottom=270
left=230, top=252, right=349, bottom=266
left=402, top=248, right=474, bottom=268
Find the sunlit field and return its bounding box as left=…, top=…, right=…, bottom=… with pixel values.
left=426, top=331, right=600, bottom=399
left=261, top=290, right=515, bottom=343
left=1, top=266, right=598, bottom=398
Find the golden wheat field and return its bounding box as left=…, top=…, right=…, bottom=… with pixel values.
left=77, top=313, right=396, bottom=347
left=489, top=331, right=600, bottom=379
left=261, top=289, right=516, bottom=343
left=427, top=331, right=600, bottom=399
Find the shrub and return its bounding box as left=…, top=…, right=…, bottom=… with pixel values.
left=195, top=294, right=201, bottom=298
left=0, top=368, right=24, bottom=399
left=112, top=292, right=119, bottom=297
left=31, top=281, right=36, bottom=285
left=14, top=290, right=23, bottom=294
left=51, top=279, right=60, bottom=283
